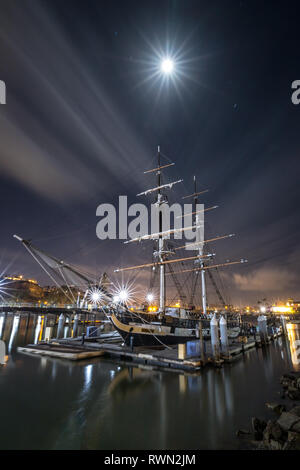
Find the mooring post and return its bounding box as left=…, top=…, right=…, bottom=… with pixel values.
left=220, top=315, right=229, bottom=356
left=280, top=315, right=287, bottom=336
left=198, top=321, right=205, bottom=364
left=0, top=339, right=5, bottom=364
left=41, top=315, right=47, bottom=341
left=178, top=343, right=186, bottom=360
left=258, top=315, right=268, bottom=345
left=253, top=327, right=256, bottom=341
left=25, top=313, right=30, bottom=331
left=57, top=313, right=65, bottom=339
left=210, top=313, right=220, bottom=360
left=73, top=314, right=79, bottom=338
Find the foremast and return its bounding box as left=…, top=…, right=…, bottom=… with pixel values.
left=193, top=176, right=207, bottom=315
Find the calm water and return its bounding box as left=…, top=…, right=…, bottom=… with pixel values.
left=0, top=313, right=299, bottom=450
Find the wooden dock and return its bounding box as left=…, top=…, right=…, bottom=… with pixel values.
left=17, top=331, right=282, bottom=371
left=17, top=343, right=106, bottom=360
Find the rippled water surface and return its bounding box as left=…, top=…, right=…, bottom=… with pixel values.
left=0, top=313, right=299, bottom=450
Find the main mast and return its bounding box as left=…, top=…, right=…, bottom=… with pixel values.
left=114, top=154, right=243, bottom=314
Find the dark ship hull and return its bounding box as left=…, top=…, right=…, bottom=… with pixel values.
left=109, top=311, right=201, bottom=347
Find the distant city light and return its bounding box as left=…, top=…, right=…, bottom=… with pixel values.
left=272, top=305, right=293, bottom=313
left=148, top=306, right=157, bottom=312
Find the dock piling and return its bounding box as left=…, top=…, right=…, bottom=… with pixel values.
left=258, top=315, right=268, bottom=345
left=72, top=314, right=79, bottom=337
left=220, top=315, right=229, bottom=356
left=210, top=313, right=220, bottom=359
left=57, top=314, right=65, bottom=339
left=198, top=321, right=205, bottom=363
left=0, top=339, right=5, bottom=364
left=280, top=315, right=287, bottom=336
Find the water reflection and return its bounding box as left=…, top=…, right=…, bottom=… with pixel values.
left=40, top=356, right=47, bottom=370
left=108, top=366, right=160, bottom=400
left=83, top=364, right=93, bottom=394
left=223, top=369, right=234, bottom=415
left=179, top=374, right=187, bottom=394
left=1, top=313, right=300, bottom=450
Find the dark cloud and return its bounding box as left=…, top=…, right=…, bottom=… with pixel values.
left=0, top=0, right=300, bottom=306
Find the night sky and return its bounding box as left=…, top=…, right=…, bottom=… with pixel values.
left=0, top=0, right=300, bottom=306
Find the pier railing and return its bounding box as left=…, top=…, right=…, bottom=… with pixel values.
left=0, top=302, right=78, bottom=308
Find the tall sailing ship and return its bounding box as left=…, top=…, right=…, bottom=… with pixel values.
left=108, top=146, right=246, bottom=347
left=14, top=146, right=246, bottom=348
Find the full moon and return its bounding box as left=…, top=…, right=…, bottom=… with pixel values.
left=161, top=58, right=174, bottom=74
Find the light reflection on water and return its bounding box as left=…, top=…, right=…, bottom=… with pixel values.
left=83, top=364, right=93, bottom=393
left=0, top=313, right=299, bottom=450
left=286, top=321, right=300, bottom=370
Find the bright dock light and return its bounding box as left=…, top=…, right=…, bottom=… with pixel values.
left=87, top=287, right=103, bottom=306
left=91, top=292, right=101, bottom=302
left=146, top=293, right=154, bottom=303
left=111, top=279, right=137, bottom=306
left=119, top=290, right=128, bottom=302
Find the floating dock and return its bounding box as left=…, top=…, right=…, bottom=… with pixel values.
left=17, top=342, right=106, bottom=361
left=17, top=331, right=282, bottom=371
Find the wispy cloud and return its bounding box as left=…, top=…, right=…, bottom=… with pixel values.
left=233, top=267, right=297, bottom=293
left=0, top=1, right=151, bottom=203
